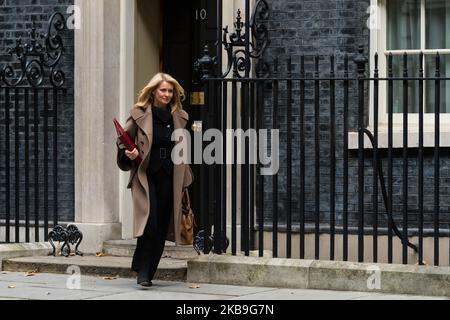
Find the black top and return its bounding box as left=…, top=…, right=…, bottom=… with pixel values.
left=147, top=105, right=174, bottom=176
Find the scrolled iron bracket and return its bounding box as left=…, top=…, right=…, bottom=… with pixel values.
left=48, top=225, right=83, bottom=257
left=193, top=230, right=230, bottom=255
left=1, top=13, right=67, bottom=88
left=221, top=1, right=270, bottom=78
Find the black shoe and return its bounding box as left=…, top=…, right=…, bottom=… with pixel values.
left=137, top=271, right=152, bottom=287
left=138, top=280, right=153, bottom=287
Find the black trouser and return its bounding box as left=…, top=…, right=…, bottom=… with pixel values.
left=131, top=169, right=173, bottom=280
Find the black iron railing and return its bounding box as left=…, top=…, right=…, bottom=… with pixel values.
left=0, top=13, right=68, bottom=243
left=195, top=44, right=450, bottom=266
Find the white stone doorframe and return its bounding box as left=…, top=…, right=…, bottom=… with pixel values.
left=74, top=0, right=163, bottom=252
left=118, top=0, right=136, bottom=241
left=74, top=0, right=125, bottom=254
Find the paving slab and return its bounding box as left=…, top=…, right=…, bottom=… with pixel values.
left=0, top=272, right=449, bottom=300
left=351, top=293, right=449, bottom=300
left=230, top=288, right=450, bottom=301
left=229, top=288, right=371, bottom=300
left=156, top=281, right=276, bottom=297
left=89, top=290, right=231, bottom=300
left=0, top=283, right=113, bottom=300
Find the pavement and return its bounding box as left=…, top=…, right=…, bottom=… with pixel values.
left=0, top=271, right=448, bottom=300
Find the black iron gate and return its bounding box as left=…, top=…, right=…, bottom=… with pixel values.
left=0, top=14, right=68, bottom=243
left=193, top=1, right=450, bottom=266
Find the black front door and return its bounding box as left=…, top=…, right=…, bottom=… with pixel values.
left=162, top=0, right=219, bottom=105
left=162, top=0, right=219, bottom=227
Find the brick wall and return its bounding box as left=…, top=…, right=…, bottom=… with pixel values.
left=260, top=0, right=450, bottom=232
left=0, top=0, right=75, bottom=224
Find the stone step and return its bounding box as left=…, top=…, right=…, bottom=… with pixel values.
left=103, top=240, right=199, bottom=259
left=1, top=255, right=187, bottom=281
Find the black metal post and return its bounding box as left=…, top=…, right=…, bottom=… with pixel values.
left=33, top=89, right=39, bottom=242
left=272, top=58, right=278, bottom=258
left=343, top=54, right=349, bottom=261
left=14, top=88, right=20, bottom=243
left=329, top=55, right=336, bottom=261
left=53, top=89, right=60, bottom=228
left=257, top=79, right=264, bottom=257
left=250, top=81, right=255, bottom=251
left=418, top=53, right=424, bottom=265
left=373, top=53, right=379, bottom=263
left=314, top=55, right=320, bottom=260
left=354, top=46, right=367, bottom=263
left=434, top=53, right=441, bottom=266
left=222, top=82, right=228, bottom=253
left=242, top=79, right=249, bottom=256
left=286, top=56, right=292, bottom=258
left=212, top=80, right=222, bottom=254
left=402, top=53, right=408, bottom=264
left=5, top=87, right=11, bottom=243
left=300, top=55, right=306, bottom=260
left=387, top=53, right=394, bottom=263
left=25, top=88, right=30, bottom=243
left=232, top=79, right=237, bottom=255
left=44, top=89, right=49, bottom=241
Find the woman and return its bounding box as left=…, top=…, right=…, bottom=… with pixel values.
left=116, top=73, right=193, bottom=287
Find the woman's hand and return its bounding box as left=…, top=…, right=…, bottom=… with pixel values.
left=125, top=148, right=139, bottom=161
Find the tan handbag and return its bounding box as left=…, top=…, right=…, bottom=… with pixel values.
left=180, top=188, right=195, bottom=245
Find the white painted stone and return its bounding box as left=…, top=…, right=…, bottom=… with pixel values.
left=74, top=0, right=123, bottom=247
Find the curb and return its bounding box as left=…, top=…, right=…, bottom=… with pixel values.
left=187, top=255, right=450, bottom=297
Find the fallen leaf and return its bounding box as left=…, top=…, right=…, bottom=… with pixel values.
left=24, top=270, right=37, bottom=276
left=45, top=292, right=51, bottom=295
left=8, top=285, right=16, bottom=289
left=189, top=283, right=201, bottom=289
left=103, top=276, right=117, bottom=280
left=96, top=252, right=107, bottom=257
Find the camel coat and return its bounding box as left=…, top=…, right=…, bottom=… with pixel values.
left=116, top=105, right=193, bottom=244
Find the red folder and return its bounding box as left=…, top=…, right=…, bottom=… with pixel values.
left=113, top=118, right=142, bottom=165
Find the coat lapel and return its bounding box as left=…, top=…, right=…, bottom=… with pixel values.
left=130, top=106, right=153, bottom=230
left=133, top=107, right=152, bottom=147
left=172, top=109, right=188, bottom=131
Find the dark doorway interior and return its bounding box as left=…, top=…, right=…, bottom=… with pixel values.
left=162, top=0, right=218, bottom=107
left=162, top=0, right=219, bottom=227
left=162, top=0, right=193, bottom=99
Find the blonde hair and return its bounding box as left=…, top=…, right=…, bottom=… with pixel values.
left=135, top=73, right=185, bottom=112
